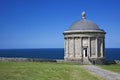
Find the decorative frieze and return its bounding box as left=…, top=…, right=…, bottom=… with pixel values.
left=64, top=33, right=105, bottom=38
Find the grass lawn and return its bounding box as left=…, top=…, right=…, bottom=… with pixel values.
left=97, top=64, right=120, bottom=73
left=0, top=62, right=105, bottom=80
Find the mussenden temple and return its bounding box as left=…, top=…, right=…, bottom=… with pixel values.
left=63, top=11, right=106, bottom=64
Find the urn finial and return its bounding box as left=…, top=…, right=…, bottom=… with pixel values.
left=82, top=11, right=86, bottom=19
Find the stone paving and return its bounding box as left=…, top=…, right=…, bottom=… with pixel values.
left=83, top=65, right=120, bottom=80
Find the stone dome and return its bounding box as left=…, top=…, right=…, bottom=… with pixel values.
left=68, top=11, right=101, bottom=30
left=68, top=19, right=100, bottom=30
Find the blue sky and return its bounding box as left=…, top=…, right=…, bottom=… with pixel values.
left=0, top=0, right=120, bottom=49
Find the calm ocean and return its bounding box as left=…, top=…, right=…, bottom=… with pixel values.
left=0, top=48, right=120, bottom=60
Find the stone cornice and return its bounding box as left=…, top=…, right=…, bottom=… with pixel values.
left=63, top=30, right=106, bottom=35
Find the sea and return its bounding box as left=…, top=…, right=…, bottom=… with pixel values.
left=0, top=48, right=120, bottom=60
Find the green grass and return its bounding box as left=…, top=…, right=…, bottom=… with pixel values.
left=97, top=64, right=120, bottom=73
left=0, top=62, right=105, bottom=80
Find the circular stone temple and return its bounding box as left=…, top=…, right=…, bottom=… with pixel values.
left=63, top=11, right=106, bottom=64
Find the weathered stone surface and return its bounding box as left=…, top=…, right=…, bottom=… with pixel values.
left=63, top=12, right=106, bottom=64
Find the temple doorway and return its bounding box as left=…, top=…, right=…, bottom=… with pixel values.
left=83, top=48, right=87, bottom=57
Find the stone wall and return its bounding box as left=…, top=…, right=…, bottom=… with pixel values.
left=89, top=58, right=106, bottom=64
left=0, top=57, right=57, bottom=62
left=89, top=58, right=117, bottom=64
left=1, top=57, right=118, bottom=65
left=64, top=58, right=83, bottom=64
left=64, top=31, right=105, bottom=61
left=115, top=60, right=120, bottom=64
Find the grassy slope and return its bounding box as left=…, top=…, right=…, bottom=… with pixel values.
left=97, top=64, right=120, bottom=73
left=0, top=62, right=105, bottom=80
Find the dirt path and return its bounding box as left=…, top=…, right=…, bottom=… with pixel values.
left=83, top=65, right=120, bottom=80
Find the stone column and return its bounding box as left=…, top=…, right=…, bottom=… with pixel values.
left=64, top=37, right=66, bottom=58
left=96, top=37, right=98, bottom=58
left=68, top=37, right=69, bottom=57
left=64, top=37, right=69, bottom=58
left=80, top=37, right=82, bottom=57
left=73, top=37, right=75, bottom=57
left=100, top=38, right=103, bottom=57
left=88, top=37, right=91, bottom=57
left=103, top=37, right=105, bottom=57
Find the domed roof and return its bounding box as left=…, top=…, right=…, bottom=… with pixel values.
left=68, top=11, right=100, bottom=30
left=68, top=19, right=100, bottom=30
